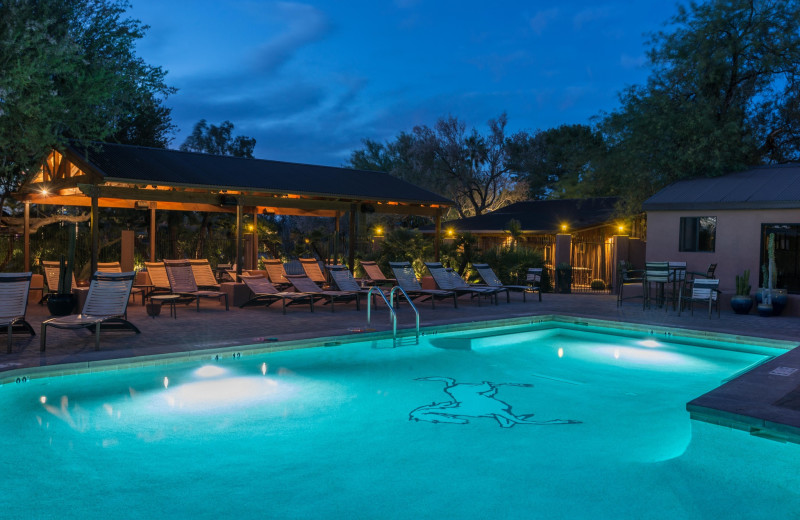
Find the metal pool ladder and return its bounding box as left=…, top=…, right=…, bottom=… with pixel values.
left=366, top=286, right=419, bottom=347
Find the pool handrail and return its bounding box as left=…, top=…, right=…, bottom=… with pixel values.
left=366, top=286, right=419, bottom=346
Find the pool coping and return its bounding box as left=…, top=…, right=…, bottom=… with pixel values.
left=5, top=313, right=800, bottom=445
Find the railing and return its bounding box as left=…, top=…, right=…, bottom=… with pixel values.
left=366, top=286, right=419, bottom=347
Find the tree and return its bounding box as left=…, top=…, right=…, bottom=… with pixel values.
left=0, top=0, right=176, bottom=211
left=348, top=114, right=530, bottom=219
left=598, top=0, right=800, bottom=214
left=180, top=120, right=256, bottom=158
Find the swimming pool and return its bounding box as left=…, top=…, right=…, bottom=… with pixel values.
left=2, top=319, right=799, bottom=519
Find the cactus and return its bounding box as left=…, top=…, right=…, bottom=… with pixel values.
left=735, top=269, right=750, bottom=296
left=764, top=233, right=776, bottom=304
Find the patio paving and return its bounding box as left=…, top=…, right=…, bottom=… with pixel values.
left=4, top=291, right=800, bottom=444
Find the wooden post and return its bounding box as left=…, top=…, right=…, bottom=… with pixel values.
left=91, top=190, right=99, bottom=275
left=23, top=201, right=30, bottom=271
left=236, top=204, right=243, bottom=277
left=334, top=211, right=341, bottom=265
left=348, top=204, right=356, bottom=272
left=252, top=207, right=259, bottom=270
left=434, top=209, right=442, bottom=262
left=149, top=204, right=156, bottom=262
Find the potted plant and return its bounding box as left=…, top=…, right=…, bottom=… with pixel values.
left=730, top=269, right=752, bottom=314
left=46, top=224, right=78, bottom=316
left=756, top=233, right=787, bottom=316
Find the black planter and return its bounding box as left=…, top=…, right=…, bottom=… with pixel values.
left=46, top=293, right=76, bottom=316
left=757, top=303, right=774, bottom=317
left=146, top=302, right=162, bottom=317
left=755, top=289, right=788, bottom=316
left=730, top=295, right=753, bottom=315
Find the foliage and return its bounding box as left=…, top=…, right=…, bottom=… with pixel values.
left=371, top=228, right=432, bottom=278
left=735, top=269, right=750, bottom=296
left=348, top=113, right=530, bottom=218
left=439, top=232, right=478, bottom=276
left=478, top=246, right=547, bottom=289
left=180, top=120, right=256, bottom=158
left=597, top=0, right=800, bottom=214
left=0, top=0, right=175, bottom=210
left=590, top=279, right=606, bottom=291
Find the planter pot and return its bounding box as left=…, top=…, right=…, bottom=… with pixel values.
left=730, top=295, right=753, bottom=315
left=757, top=303, right=774, bottom=317
left=755, top=288, right=788, bottom=316
left=46, top=293, right=76, bottom=316
left=145, top=302, right=162, bottom=317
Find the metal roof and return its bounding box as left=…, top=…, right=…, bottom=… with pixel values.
left=442, top=197, right=619, bottom=233
left=68, top=142, right=452, bottom=206
left=643, top=163, right=800, bottom=211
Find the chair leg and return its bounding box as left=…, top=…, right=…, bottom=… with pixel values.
left=95, top=323, right=101, bottom=351
left=7, top=324, right=11, bottom=354
left=40, top=323, right=47, bottom=352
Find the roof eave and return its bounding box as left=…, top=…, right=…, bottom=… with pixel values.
left=644, top=201, right=800, bottom=211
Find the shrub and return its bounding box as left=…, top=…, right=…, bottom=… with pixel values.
left=590, top=279, right=606, bottom=291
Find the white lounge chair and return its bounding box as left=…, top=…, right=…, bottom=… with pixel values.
left=0, top=272, right=35, bottom=353
left=40, top=271, right=140, bottom=351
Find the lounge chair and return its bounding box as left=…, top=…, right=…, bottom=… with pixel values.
left=144, top=261, right=172, bottom=295
left=424, top=262, right=504, bottom=305
left=189, top=259, right=221, bottom=290
left=678, top=278, right=720, bottom=318
left=525, top=268, right=544, bottom=301
left=389, top=261, right=457, bottom=309
left=327, top=267, right=390, bottom=304
left=359, top=260, right=396, bottom=286
left=0, top=272, right=35, bottom=353
left=40, top=271, right=140, bottom=351
left=285, top=274, right=360, bottom=312
left=164, top=260, right=229, bottom=311
left=263, top=259, right=291, bottom=289
left=42, top=260, right=78, bottom=298
left=299, top=258, right=329, bottom=287
left=97, top=262, right=145, bottom=304
left=238, top=275, right=317, bottom=313
left=472, top=263, right=535, bottom=302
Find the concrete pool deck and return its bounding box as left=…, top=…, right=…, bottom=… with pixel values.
left=3, top=292, right=800, bottom=443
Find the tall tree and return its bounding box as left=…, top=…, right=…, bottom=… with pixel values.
left=180, top=120, right=256, bottom=158
left=0, top=0, right=176, bottom=210
left=598, top=0, right=800, bottom=214
left=348, top=114, right=530, bottom=218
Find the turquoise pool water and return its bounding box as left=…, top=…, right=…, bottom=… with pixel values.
left=2, top=322, right=799, bottom=519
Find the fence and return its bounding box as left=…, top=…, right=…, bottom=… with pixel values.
left=569, top=235, right=613, bottom=294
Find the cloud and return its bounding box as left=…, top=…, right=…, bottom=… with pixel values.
left=572, top=7, right=611, bottom=31
left=529, top=9, right=559, bottom=36
left=250, top=2, right=331, bottom=74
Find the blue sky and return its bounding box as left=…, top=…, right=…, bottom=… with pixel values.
left=129, top=1, right=681, bottom=166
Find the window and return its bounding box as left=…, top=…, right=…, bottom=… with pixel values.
left=679, top=217, right=716, bottom=252
left=761, top=224, right=800, bottom=293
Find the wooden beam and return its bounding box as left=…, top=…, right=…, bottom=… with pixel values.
left=91, top=190, right=99, bottom=275
left=348, top=204, right=356, bottom=272
left=149, top=205, right=156, bottom=262
left=434, top=209, right=442, bottom=262
left=23, top=202, right=30, bottom=271
left=235, top=205, right=243, bottom=277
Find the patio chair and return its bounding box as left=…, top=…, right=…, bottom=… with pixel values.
left=327, top=266, right=390, bottom=306
left=144, top=261, right=172, bottom=295
left=643, top=262, right=670, bottom=310
left=360, top=260, right=397, bottom=286
left=678, top=278, right=721, bottom=318
left=263, top=259, right=291, bottom=289
left=689, top=263, right=717, bottom=281
left=97, top=262, right=145, bottom=304
left=40, top=271, right=140, bottom=351
left=424, top=262, right=503, bottom=305
left=389, top=261, right=457, bottom=309
left=164, top=260, right=229, bottom=312
left=472, top=263, right=535, bottom=302
left=238, top=275, right=317, bottom=313
left=284, top=274, right=360, bottom=312
left=0, top=272, right=35, bottom=353
left=526, top=268, right=544, bottom=301
left=667, top=261, right=687, bottom=310
left=189, top=259, right=221, bottom=290
left=42, top=260, right=78, bottom=298
left=299, top=258, right=329, bottom=286
left=616, top=264, right=644, bottom=307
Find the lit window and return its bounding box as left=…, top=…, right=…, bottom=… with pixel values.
left=679, top=217, right=716, bottom=252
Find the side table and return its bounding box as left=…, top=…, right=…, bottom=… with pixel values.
left=149, top=294, right=181, bottom=319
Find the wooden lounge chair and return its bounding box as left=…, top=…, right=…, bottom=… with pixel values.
left=40, top=271, right=140, bottom=351
left=263, top=259, right=291, bottom=289
left=42, top=260, right=78, bottom=298
left=284, top=274, right=360, bottom=312
left=189, top=259, right=221, bottom=290
left=144, top=261, right=172, bottom=295
left=678, top=278, right=720, bottom=318
left=238, top=275, right=317, bottom=313
left=164, top=260, right=229, bottom=311
left=389, top=261, right=457, bottom=309
left=424, top=262, right=503, bottom=305
left=359, top=260, right=396, bottom=286
left=97, top=262, right=145, bottom=304
left=299, top=258, right=329, bottom=286
left=472, top=263, right=535, bottom=302
left=0, top=272, right=35, bottom=353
